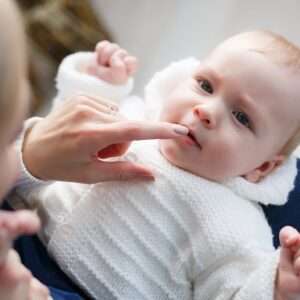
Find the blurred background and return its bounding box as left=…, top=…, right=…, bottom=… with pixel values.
left=17, top=0, right=300, bottom=115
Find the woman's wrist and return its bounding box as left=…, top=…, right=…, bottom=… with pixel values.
left=16, top=117, right=48, bottom=186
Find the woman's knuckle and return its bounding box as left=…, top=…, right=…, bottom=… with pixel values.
left=74, top=105, right=94, bottom=120
left=116, top=172, right=126, bottom=181
left=125, top=122, right=141, bottom=138
left=75, top=95, right=89, bottom=103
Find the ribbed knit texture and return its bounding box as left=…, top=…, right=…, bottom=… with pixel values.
left=27, top=141, right=296, bottom=300
left=15, top=53, right=298, bottom=299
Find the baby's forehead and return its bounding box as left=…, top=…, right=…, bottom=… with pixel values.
left=197, top=45, right=299, bottom=110
left=198, top=46, right=268, bottom=79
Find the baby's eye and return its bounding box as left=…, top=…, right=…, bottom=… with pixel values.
left=198, top=80, right=213, bottom=94
left=232, top=111, right=251, bottom=128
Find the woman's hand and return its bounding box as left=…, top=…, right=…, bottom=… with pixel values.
left=0, top=210, right=51, bottom=300
left=22, top=95, right=188, bottom=183
left=0, top=250, right=51, bottom=300
left=0, top=210, right=40, bottom=262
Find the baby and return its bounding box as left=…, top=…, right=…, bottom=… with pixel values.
left=18, top=31, right=300, bottom=300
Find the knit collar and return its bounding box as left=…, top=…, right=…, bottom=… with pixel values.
left=145, top=141, right=298, bottom=206
left=222, top=156, right=298, bottom=206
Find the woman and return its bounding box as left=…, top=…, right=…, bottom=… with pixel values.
left=0, top=1, right=188, bottom=299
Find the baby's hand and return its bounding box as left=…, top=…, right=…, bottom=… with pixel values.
left=276, top=226, right=300, bottom=300
left=86, top=40, right=138, bottom=85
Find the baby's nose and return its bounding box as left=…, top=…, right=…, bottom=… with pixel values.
left=193, top=105, right=216, bottom=129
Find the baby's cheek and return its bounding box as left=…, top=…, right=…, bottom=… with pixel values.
left=219, top=145, right=253, bottom=177
left=160, top=140, right=175, bottom=157
left=208, top=141, right=240, bottom=177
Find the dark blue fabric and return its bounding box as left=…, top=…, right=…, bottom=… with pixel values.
left=49, top=287, right=84, bottom=300
left=14, top=235, right=87, bottom=299
left=263, top=158, right=300, bottom=248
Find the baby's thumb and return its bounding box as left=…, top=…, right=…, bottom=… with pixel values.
left=279, top=226, right=299, bottom=248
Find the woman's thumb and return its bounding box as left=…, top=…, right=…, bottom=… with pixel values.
left=92, top=160, right=154, bottom=182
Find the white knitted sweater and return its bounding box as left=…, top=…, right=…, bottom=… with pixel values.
left=17, top=53, right=298, bottom=300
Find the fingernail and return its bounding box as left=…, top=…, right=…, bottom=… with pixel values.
left=138, top=170, right=155, bottom=180
left=173, top=125, right=189, bottom=135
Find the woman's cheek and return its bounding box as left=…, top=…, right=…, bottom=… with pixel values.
left=0, top=146, right=19, bottom=201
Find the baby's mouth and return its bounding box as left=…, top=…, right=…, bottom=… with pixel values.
left=187, top=129, right=202, bottom=149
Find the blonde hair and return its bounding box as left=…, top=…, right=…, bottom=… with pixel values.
left=259, top=31, right=300, bottom=156
left=0, top=0, right=27, bottom=134
left=218, top=30, right=300, bottom=156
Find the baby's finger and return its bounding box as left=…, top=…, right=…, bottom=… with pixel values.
left=124, top=56, right=138, bottom=76
left=95, top=40, right=110, bottom=65
left=95, top=40, right=109, bottom=52
left=279, top=226, right=299, bottom=248
left=100, top=43, right=120, bottom=66
left=114, top=49, right=128, bottom=60
left=294, top=250, right=300, bottom=275
left=110, top=49, right=128, bottom=68
left=111, top=56, right=126, bottom=73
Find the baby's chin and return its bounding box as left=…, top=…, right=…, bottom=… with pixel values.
left=158, top=140, right=233, bottom=182
left=159, top=139, right=200, bottom=175
left=159, top=139, right=181, bottom=167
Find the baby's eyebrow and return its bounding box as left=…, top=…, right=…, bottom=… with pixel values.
left=195, top=66, right=223, bottom=85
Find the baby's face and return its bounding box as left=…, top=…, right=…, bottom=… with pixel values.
left=159, top=42, right=300, bottom=181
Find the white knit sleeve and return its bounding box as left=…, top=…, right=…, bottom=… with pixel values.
left=6, top=117, right=52, bottom=209
left=193, top=249, right=279, bottom=300
left=53, top=52, right=134, bottom=109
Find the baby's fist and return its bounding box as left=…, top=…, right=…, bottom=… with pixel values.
left=87, top=41, right=138, bottom=85
left=276, top=226, right=300, bottom=299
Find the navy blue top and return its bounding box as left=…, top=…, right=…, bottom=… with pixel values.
left=262, top=159, right=300, bottom=248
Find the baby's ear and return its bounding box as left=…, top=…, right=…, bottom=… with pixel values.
left=243, top=154, right=285, bottom=183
